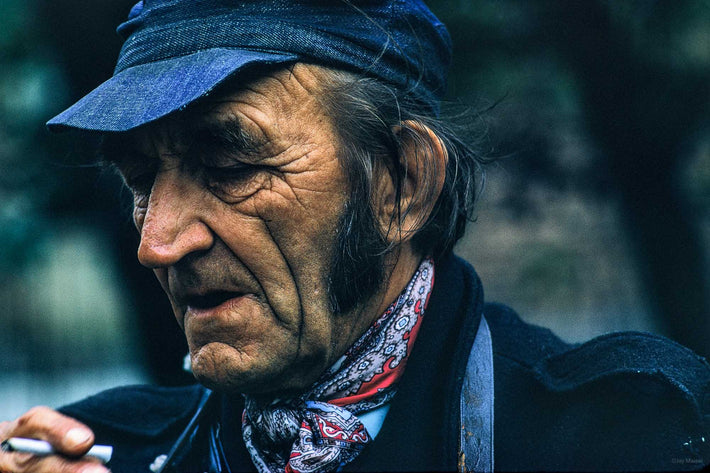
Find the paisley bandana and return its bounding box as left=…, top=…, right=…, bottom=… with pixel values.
left=242, top=258, right=435, bottom=473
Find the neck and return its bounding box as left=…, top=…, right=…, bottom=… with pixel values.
left=320, top=244, right=421, bottom=376
left=373, top=243, right=423, bottom=317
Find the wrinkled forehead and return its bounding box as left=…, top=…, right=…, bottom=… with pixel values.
left=101, top=64, right=333, bottom=160
left=102, top=102, right=266, bottom=162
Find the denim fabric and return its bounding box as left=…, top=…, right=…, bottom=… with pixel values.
left=47, top=0, right=452, bottom=132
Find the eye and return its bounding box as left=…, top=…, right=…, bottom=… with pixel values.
left=124, top=170, right=157, bottom=197
left=202, top=163, right=267, bottom=201
left=112, top=160, right=157, bottom=204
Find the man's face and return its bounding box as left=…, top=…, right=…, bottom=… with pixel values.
left=111, top=64, right=394, bottom=396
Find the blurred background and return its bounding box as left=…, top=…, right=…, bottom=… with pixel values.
left=1, top=0, right=708, bottom=420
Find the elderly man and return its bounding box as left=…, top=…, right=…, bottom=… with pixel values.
left=1, top=1, right=708, bottom=472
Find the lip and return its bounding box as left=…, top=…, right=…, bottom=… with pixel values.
left=185, top=293, right=250, bottom=319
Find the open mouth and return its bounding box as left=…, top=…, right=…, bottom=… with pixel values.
left=185, top=291, right=243, bottom=309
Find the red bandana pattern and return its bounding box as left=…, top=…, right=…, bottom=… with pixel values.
left=242, top=258, right=435, bottom=473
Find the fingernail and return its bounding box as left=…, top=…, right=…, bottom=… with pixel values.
left=81, top=465, right=107, bottom=473
left=65, top=427, right=92, bottom=447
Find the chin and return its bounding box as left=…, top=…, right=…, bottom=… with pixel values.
left=188, top=343, right=287, bottom=395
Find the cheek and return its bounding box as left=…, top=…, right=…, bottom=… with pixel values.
left=257, top=176, right=346, bottom=258
left=151, top=267, right=184, bottom=325
left=256, top=194, right=342, bottom=314
left=218, top=177, right=347, bottom=316
left=184, top=301, right=314, bottom=393
left=153, top=268, right=169, bottom=289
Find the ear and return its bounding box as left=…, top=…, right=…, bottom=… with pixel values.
left=374, top=120, right=448, bottom=244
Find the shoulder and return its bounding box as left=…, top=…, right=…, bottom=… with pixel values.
left=484, top=302, right=572, bottom=364
left=485, top=302, right=710, bottom=399
left=485, top=304, right=710, bottom=471
left=59, top=384, right=207, bottom=473
left=59, top=384, right=206, bottom=437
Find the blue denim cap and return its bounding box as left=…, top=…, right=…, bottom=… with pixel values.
left=47, top=0, right=452, bottom=132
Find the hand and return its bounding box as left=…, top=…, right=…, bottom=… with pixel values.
left=0, top=407, right=108, bottom=473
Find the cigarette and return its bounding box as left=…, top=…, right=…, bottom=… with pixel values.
left=1, top=437, right=112, bottom=464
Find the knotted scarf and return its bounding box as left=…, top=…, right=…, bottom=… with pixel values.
left=242, top=258, right=435, bottom=473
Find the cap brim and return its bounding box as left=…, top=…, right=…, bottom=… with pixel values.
left=47, top=48, right=297, bottom=133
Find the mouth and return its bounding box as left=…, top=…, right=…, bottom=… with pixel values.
left=184, top=291, right=245, bottom=310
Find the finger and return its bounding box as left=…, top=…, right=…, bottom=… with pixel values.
left=0, top=421, right=12, bottom=438
left=6, top=407, right=95, bottom=457
left=0, top=450, right=109, bottom=473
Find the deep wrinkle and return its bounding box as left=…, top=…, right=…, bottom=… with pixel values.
left=188, top=113, right=270, bottom=164
left=261, top=217, right=308, bottom=363
left=102, top=64, right=427, bottom=396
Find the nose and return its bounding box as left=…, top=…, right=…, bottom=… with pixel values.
left=136, top=170, right=214, bottom=268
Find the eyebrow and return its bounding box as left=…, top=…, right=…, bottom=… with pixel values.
left=97, top=112, right=269, bottom=169
left=189, top=115, right=268, bottom=160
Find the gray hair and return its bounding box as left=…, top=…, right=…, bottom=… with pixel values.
left=317, top=68, right=487, bottom=313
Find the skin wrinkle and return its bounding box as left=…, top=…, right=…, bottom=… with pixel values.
left=232, top=107, right=276, bottom=148
left=238, top=85, right=345, bottom=209
left=254, top=187, right=338, bottom=366
left=252, top=176, right=349, bottom=361
left=107, top=64, right=440, bottom=397
left=189, top=237, right=287, bottom=336
left=209, top=67, right=350, bottom=391
left=221, top=120, right=331, bottom=207
left=243, top=202, right=302, bottom=333
left=256, top=170, right=344, bottom=346
left=147, top=149, right=306, bottom=364
left=208, top=80, right=333, bottom=181
left=200, top=113, right=270, bottom=155
left=260, top=215, right=307, bottom=362
left=237, top=78, right=305, bottom=136
left=171, top=239, right=263, bottom=321
left=258, top=159, right=362, bottom=358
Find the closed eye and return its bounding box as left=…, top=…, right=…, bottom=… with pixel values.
left=202, top=163, right=270, bottom=202
left=204, top=162, right=256, bottom=183
left=124, top=168, right=157, bottom=196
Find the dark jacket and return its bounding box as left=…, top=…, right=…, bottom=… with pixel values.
left=60, top=253, right=710, bottom=471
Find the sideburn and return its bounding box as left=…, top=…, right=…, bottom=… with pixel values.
left=327, top=199, right=389, bottom=314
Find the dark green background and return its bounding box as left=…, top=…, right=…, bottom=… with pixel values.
left=1, top=0, right=707, bottom=418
